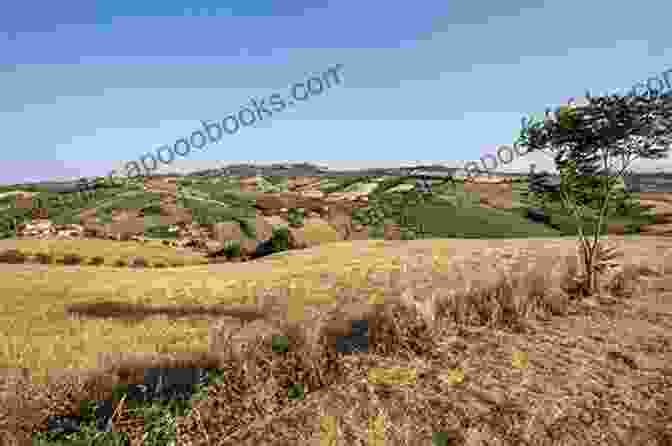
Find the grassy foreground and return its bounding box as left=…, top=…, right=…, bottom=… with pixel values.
left=0, top=239, right=418, bottom=381
left=0, top=236, right=670, bottom=445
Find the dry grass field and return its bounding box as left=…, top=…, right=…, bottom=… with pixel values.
left=0, top=238, right=209, bottom=268
left=0, top=235, right=669, bottom=444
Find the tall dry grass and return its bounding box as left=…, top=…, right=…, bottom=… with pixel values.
left=2, top=236, right=670, bottom=445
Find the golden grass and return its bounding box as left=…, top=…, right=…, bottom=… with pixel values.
left=1, top=236, right=671, bottom=445
left=0, top=237, right=644, bottom=384
left=0, top=238, right=208, bottom=267
left=0, top=239, right=474, bottom=381
left=299, top=218, right=343, bottom=245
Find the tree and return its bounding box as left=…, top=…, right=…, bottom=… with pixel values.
left=517, top=90, right=672, bottom=296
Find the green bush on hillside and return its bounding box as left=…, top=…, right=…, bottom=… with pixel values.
left=232, top=216, right=256, bottom=239
left=256, top=176, right=286, bottom=193
left=144, top=224, right=178, bottom=239
left=142, top=203, right=164, bottom=216
left=286, top=208, right=306, bottom=227
left=223, top=240, right=242, bottom=258
left=270, top=225, right=290, bottom=253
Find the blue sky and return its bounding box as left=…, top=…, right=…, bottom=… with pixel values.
left=1, top=0, right=671, bottom=185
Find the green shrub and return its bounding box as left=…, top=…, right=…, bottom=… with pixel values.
left=232, top=217, right=256, bottom=239
left=368, top=224, right=386, bottom=239
left=270, top=226, right=290, bottom=253
left=400, top=228, right=418, bottom=240
left=271, top=335, right=290, bottom=353
left=287, top=382, right=305, bottom=400
left=256, top=176, right=285, bottom=193
left=223, top=240, right=242, bottom=258
left=286, top=208, right=305, bottom=227
left=145, top=225, right=178, bottom=239
left=113, top=259, right=127, bottom=267
left=142, top=203, right=163, bottom=216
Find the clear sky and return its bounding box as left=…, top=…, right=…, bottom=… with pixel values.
left=1, top=0, right=671, bottom=185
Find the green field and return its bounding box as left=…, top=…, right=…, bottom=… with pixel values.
left=0, top=175, right=657, bottom=241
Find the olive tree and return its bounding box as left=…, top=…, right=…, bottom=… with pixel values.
left=516, top=91, right=672, bottom=296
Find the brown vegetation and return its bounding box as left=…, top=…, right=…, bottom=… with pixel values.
left=59, top=253, right=84, bottom=265
left=129, top=256, right=149, bottom=268
left=88, top=256, right=105, bottom=266
left=34, top=252, right=53, bottom=265
left=0, top=249, right=27, bottom=264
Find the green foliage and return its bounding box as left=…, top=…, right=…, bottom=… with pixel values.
left=542, top=209, right=649, bottom=235
left=432, top=431, right=452, bottom=446
left=351, top=204, right=387, bottom=228
left=33, top=367, right=231, bottom=445
left=255, top=176, right=287, bottom=193
left=370, top=176, right=411, bottom=195
left=400, top=227, right=419, bottom=240
left=320, top=176, right=370, bottom=194
left=271, top=334, right=290, bottom=353
left=142, top=203, right=164, bottom=216
left=265, top=176, right=289, bottom=187
left=556, top=103, right=579, bottom=130
left=518, top=93, right=672, bottom=295
left=223, top=240, right=242, bottom=258
left=516, top=112, right=545, bottom=149
left=537, top=159, right=644, bottom=231
left=0, top=184, right=41, bottom=194
left=270, top=225, right=290, bottom=253
left=144, top=225, right=178, bottom=239
left=187, top=183, right=256, bottom=207
left=184, top=198, right=254, bottom=227
left=402, top=201, right=560, bottom=238
left=287, top=382, right=305, bottom=400
left=232, top=217, right=256, bottom=239
left=286, top=207, right=305, bottom=227
left=368, top=224, right=386, bottom=239
left=106, top=193, right=163, bottom=211
left=32, top=427, right=130, bottom=445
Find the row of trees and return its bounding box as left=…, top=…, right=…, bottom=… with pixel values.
left=516, top=89, right=672, bottom=296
